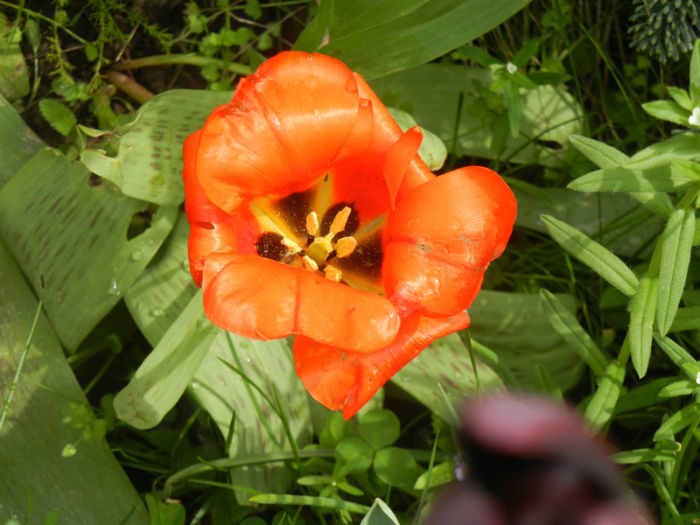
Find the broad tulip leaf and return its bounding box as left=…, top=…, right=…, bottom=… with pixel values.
left=0, top=94, right=44, bottom=188
left=371, top=63, right=582, bottom=167
left=539, top=289, right=608, bottom=376
left=360, top=499, right=400, bottom=525
left=392, top=332, right=502, bottom=423
left=541, top=215, right=639, bottom=297
left=0, top=149, right=177, bottom=350
left=467, top=290, right=584, bottom=391
left=81, top=89, right=232, bottom=206
left=657, top=208, right=696, bottom=335
left=114, top=290, right=218, bottom=429
left=294, top=0, right=531, bottom=80
left=0, top=238, right=148, bottom=525
left=629, top=274, right=658, bottom=378
left=123, top=213, right=311, bottom=501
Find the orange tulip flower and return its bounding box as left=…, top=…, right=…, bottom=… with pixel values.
left=183, top=51, right=517, bottom=419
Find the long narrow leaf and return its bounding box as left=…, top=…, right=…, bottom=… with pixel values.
left=584, top=360, right=626, bottom=431
left=629, top=274, right=658, bottom=378
left=541, top=215, right=638, bottom=296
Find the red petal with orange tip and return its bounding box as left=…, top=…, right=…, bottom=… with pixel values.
left=384, top=166, right=516, bottom=317
left=293, top=311, right=470, bottom=419
left=201, top=254, right=400, bottom=351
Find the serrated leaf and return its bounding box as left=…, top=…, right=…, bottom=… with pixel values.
left=642, top=100, right=690, bottom=126
left=539, top=289, right=608, bottom=376
left=0, top=13, right=29, bottom=101
left=584, top=360, right=626, bottom=431
left=541, top=215, right=639, bottom=297
left=294, top=0, right=531, bottom=80
left=568, top=165, right=696, bottom=193
left=360, top=499, right=400, bottom=525
left=657, top=208, right=696, bottom=334
left=568, top=135, right=629, bottom=168
left=39, top=98, right=77, bottom=136
left=0, top=238, right=149, bottom=524
left=629, top=274, right=658, bottom=378
left=0, top=149, right=177, bottom=350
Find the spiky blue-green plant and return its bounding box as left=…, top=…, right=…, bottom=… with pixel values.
left=629, top=0, right=700, bottom=63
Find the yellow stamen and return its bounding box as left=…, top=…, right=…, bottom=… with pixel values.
left=281, top=237, right=302, bottom=254
left=324, top=265, right=342, bottom=282
left=302, top=255, right=319, bottom=272
left=305, top=211, right=319, bottom=236
left=335, top=236, right=358, bottom=258
left=306, top=236, right=333, bottom=265
left=330, top=206, right=352, bottom=235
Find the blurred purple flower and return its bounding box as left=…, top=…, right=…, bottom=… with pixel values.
left=424, top=394, right=653, bottom=525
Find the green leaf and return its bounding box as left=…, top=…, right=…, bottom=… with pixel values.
left=0, top=238, right=148, bottom=524
left=656, top=207, right=696, bottom=334
left=360, top=499, right=400, bottom=525
left=388, top=107, right=447, bottom=170
left=0, top=13, right=29, bottom=101
left=568, top=165, right=697, bottom=193
left=413, top=460, right=456, bottom=490
left=568, top=134, right=629, bottom=168
left=628, top=134, right=700, bottom=169
left=372, top=64, right=582, bottom=167
left=373, top=447, right=421, bottom=488
left=541, top=215, right=639, bottom=296
left=653, top=334, right=700, bottom=381
left=294, top=0, right=531, bottom=80
left=39, top=98, right=77, bottom=136
left=658, top=380, right=699, bottom=398
left=654, top=404, right=700, bottom=441
left=0, top=149, right=177, bottom=350
left=81, top=89, right=232, bottom=206
left=114, top=291, right=217, bottom=429
left=145, top=495, right=185, bottom=525
left=667, top=86, right=693, bottom=111
left=584, top=360, right=626, bottom=431
left=512, top=185, right=664, bottom=256
left=690, top=39, right=700, bottom=105
left=670, top=306, right=700, bottom=331
left=0, top=94, right=44, bottom=189
left=391, top=332, right=502, bottom=422
left=336, top=437, right=374, bottom=475
left=468, top=290, right=585, bottom=391
left=249, top=494, right=369, bottom=514
left=642, top=100, right=690, bottom=126
left=612, top=449, right=676, bottom=464
left=358, top=409, right=400, bottom=449
left=629, top=274, right=658, bottom=378
left=539, top=289, right=608, bottom=376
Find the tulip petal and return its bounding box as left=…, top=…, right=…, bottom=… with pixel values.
left=201, top=254, right=400, bottom=351
left=383, top=126, right=423, bottom=209
left=384, top=167, right=516, bottom=317
left=195, top=52, right=364, bottom=213
left=293, top=311, right=470, bottom=419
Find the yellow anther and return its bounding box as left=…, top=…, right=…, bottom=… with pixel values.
left=305, top=211, right=319, bottom=236
left=302, top=255, right=319, bottom=272
left=330, top=206, right=352, bottom=235
left=335, top=236, right=358, bottom=258
left=324, top=265, right=343, bottom=282
left=281, top=237, right=302, bottom=254
left=306, top=236, right=333, bottom=265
